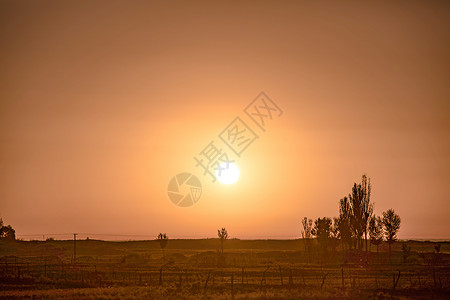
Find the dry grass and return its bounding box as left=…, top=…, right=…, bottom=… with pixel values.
left=0, top=239, right=449, bottom=299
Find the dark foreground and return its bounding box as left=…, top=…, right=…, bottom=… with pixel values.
left=0, top=239, right=449, bottom=299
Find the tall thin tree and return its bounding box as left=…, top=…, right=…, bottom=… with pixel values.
left=301, top=217, right=313, bottom=258
left=347, top=175, right=373, bottom=250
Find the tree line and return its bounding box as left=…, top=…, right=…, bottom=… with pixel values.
left=301, top=174, right=401, bottom=259
left=2, top=174, right=401, bottom=262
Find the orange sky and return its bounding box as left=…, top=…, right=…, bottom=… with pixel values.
left=1, top=0, right=449, bottom=240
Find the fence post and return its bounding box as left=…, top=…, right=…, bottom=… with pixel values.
left=393, top=271, right=401, bottom=290
left=433, top=268, right=436, bottom=287
left=321, top=272, right=329, bottom=289
left=231, top=274, right=234, bottom=297
left=204, top=270, right=211, bottom=289
left=279, top=265, right=283, bottom=286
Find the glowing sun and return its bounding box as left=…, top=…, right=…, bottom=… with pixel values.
left=216, top=162, right=240, bottom=184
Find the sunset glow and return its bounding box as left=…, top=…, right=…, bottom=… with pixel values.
left=0, top=0, right=448, bottom=241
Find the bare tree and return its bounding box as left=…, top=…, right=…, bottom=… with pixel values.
left=342, top=175, right=373, bottom=250
left=157, top=233, right=168, bottom=259
left=361, top=175, right=373, bottom=252
left=217, top=228, right=228, bottom=254
left=369, top=216, right=383, bottom=255
left=382, top=209, right=401, bottom=262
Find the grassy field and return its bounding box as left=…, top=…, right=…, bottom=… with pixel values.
left=0, top=239, right=449, bottom=299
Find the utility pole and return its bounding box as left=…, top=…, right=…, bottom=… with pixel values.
left=73, top=233, right=77, bottom=262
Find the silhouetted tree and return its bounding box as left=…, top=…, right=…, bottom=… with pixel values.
left=337, top=197, right=353, bottom=250
left=301, top=217, right=313, bottom=239
left=0, top=218, right=16, bottom=240
left=360, top=175, right=373, bottom=252
left=301, top=217, right=313, bottom=258
left=369, top=216, right=383, bottom=255
left=348, top=175, right=373, bottom=250
left=329, top=217, right=340, bottom=252
left=311, top=217, right=332, bottom=254
left=382, top=209, right=401, bottom=262
left=338, top=175, right=373, bottom=251
left=157, top=233, right=168, bottom=259
left=217, top=228, right=228, bottom=254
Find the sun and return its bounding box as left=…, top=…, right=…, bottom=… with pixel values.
left=216, top=162, right=240, bottom=184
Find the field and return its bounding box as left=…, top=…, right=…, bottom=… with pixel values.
left=0, top=239, right=449, bottom=299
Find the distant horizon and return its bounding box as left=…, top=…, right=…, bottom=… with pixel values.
left=14, top=233, right=450, bottom=242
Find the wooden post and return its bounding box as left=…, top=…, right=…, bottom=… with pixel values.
left=279, top=265, right=283, bottom=286
left=321, top=272, right=329, bottom=289
left=204, top=270, right=211, bottom=289
left=231, top=274, right=234, bottom=297
left=341, top=268, right=344, bottom=288
left=375, top=269, right=378, bottom=288
left=241, top=267, right=244, bottom=284
left=73, top=234, right=77, bottom=262
left=260, top=268, right=267, bottom=292
left=393, top=271, right=401, bottom=290
left=433, top=268, right=436, bottom=287
left=159, top=267, right=163, bottom=285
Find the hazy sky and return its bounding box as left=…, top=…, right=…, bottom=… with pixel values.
left=1, top=0, right=449, bottom=240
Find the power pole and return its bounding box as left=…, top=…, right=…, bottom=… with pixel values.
left=73, top=233, right=77, bottom=262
